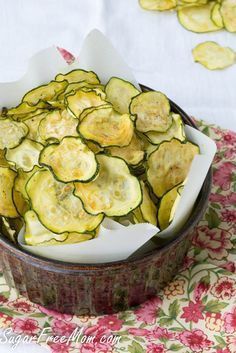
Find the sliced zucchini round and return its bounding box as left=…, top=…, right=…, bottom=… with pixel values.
left=220, top=0, right=236, bottom=32
left=74, top=154, right=142, bottom=217
left=66, top=90, right=105, bottom=119
left=192, top=41, right=236, bottom=70
left=158, top=183, right=183, bottom=230
left=147, top=139, right=199, bottom=197
left=0, top=167, right=18, bottom=218
left=24, top=210, right=95, bottom=246
left=211, top=3, right=224, bottom=28
left=5, top=139, right=44, bottom=172
left=139, top=181, right=157, bottom=225
left=55, top=69, right=100, bottom=84
left=22, top=80, right=68, bottom=105
left=39, top=136, right=98, bottom=183
left=38, top=110, right=78, bottom=142
left=26, top=169, right=103, bottom=233
left=15, top=108, right=48, bottom=122
left=6, top=101, right=48, bottom=117
left=178, top=3, right=221, bottom=32
left=107, top=132, right=145, bottom=166
left=139, top=0, right=176, bottom=11
left=0, top=119, right=28, bottom=149
left=105, top=77, right=140, bottom=114
left=145, top=113, right=186, bottom=144
left=78, top=106, right=134, bottom=147
left=130, top=91, right=172, bottom=133
left=24, top=210, right=66, bottom=245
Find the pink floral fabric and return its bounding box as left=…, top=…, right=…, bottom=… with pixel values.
left=0, top=50, right=235, bottom=353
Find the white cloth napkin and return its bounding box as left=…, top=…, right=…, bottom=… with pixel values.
left=0, top=0, right=235, bottom=130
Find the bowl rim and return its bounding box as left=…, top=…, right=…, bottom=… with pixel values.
left=0, top=84, right=212, bottom=272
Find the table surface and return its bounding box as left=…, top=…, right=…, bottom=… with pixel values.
left=0, top=1, right=235, bottom=352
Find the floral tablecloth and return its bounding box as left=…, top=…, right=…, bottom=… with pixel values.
left=0, top=50, right=235, bottom=353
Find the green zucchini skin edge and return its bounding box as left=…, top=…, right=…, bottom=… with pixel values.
left=177, top=4, right=222, bottom=34
left=73, top=153, right=143, bottom=217
left=55, top=69, right=101, bottom=84
left=77, top=106, right=134, bottom=148
left=144, top=117, right=186, bottom=145
left=38, top=136, right=100, bottom=184
left=129, top=91, right=172, bottom=134
left=146, top=138, right=200, bottom=198
left=5, top=138, right=44, bottom=173
left=22, top=80, right=68, bottom=106
left=65, top=90, right=110, bottom=120
left=1, top=120, right=29, bottom=151
left=25, top=169, right=104, bottom=235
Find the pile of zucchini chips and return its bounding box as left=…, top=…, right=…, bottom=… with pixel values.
left=139, top=0, right=236, bottom=33
left=0, top=69, right=199, bottom=247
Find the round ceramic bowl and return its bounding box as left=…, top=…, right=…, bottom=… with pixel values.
left=0, top=85, right=212, bottom=315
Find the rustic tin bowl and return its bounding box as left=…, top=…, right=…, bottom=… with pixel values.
left=0, top=84, right=212, bottom=315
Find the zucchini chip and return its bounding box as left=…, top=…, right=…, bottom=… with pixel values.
left=24, top=210, right=94, bottom=245
left=66, top=90, right=105, bottom=118
left=74, top=154, right=142, bottom=217
left=158, top=183, right=183, bottom=230
left=145, top=113, right=186, bottom=145
left=26, top=170, right=103, bottom=233
left=107, top=132, right=145, bottom=166
left=105, top=77, right=140, bottom=114
left=220, top=0, right=236, bottom=32
left=24, top=210, right=67, bottom=245
left=38, top=110, right=78, bottom=142
left=6, top=101, right=48, bottom=117
left=0, top=119, right=28, bottom=149
left=192, top=41, right=236, bottom=70
left=178, top=3, right=221, bottom=32
left=78, top=106, right=134, bottom=147
left=5, top=139, right=44, bottom=172
left=39, top=136, right=98, bottom=183
left=24, top=210, right=95, bottom=246
left=55, top=69, right=100, bottom=84
left=147, top=139, right=199, bottom=197
left=0, top=167, right=18, bottom=218
left=22, top=80, right=68, bottom=105
left=130, top=91, right=172, bottom=133
left=211, top=3, right=224, bottom=28
left=139, top=181, right=157, bottom=226
left=139, top=0, right=176, bottom=11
